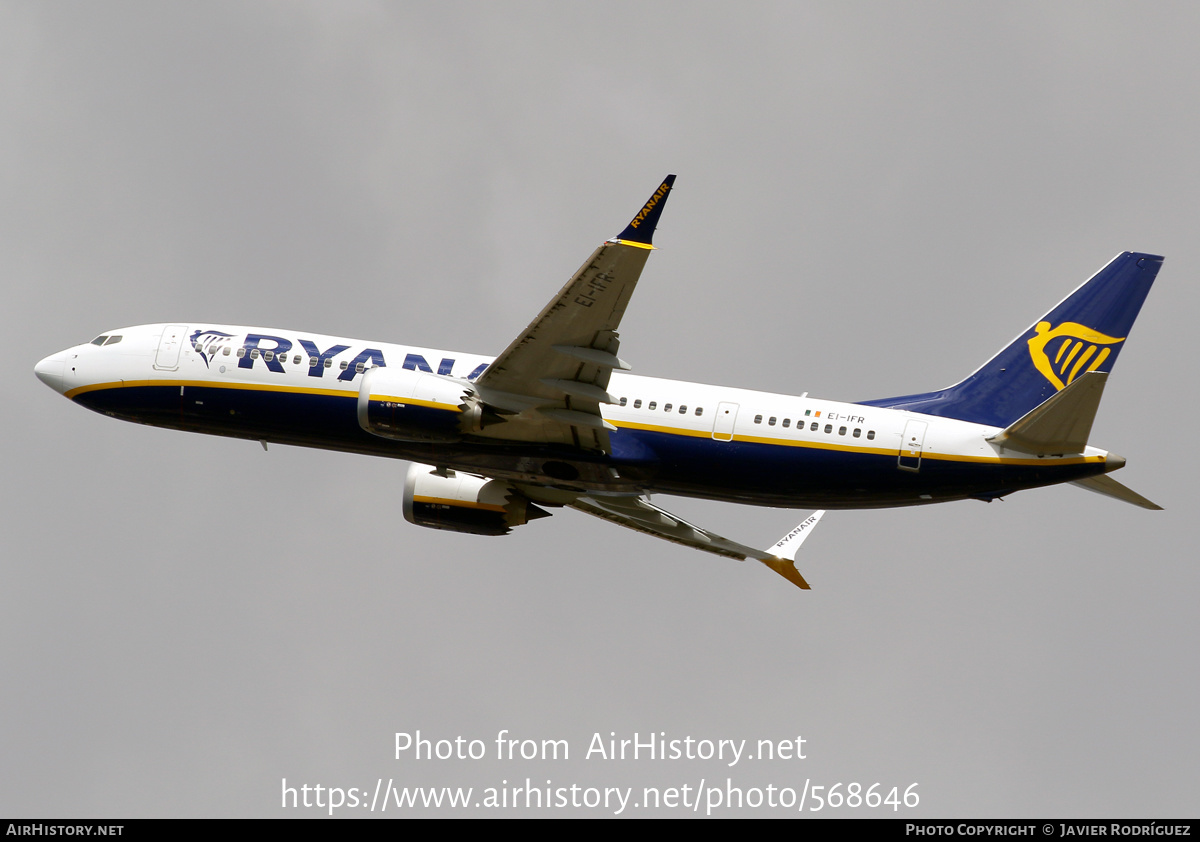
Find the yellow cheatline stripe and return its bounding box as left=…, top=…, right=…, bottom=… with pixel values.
left=369, top=395, right=462, bottom=412
left=413, top=495, right=506, bottom=512
left=612, top=419, right=717, bottom=439
left=922, top=451, right=1103, bottom=466
left=69, top=379, right=464, bottom=413
left=70, top=380, right=1105, bottom=469
left=738, top=432, right=900, bottom=456
left=614, top=419, right=898, bottom=456
left=65, top=378, right=358, bottom=400
left=610, top=420, right=1105, bottom=466
left=614, top=239, right=656, bottom=250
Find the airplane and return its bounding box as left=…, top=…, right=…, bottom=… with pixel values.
left=33, top=175, right=1162, bottom=591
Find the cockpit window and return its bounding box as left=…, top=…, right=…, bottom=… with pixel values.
left=91, top=336, right=109, bottom=346
left=103, top=335, right=122, bottom=346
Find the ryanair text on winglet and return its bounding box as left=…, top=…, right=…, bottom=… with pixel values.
left=626, top=182, right=671, bottom=230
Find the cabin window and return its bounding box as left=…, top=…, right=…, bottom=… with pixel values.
left=648, top=401, right=657, bottom=410
left=324, top=359, right=333, bottom=368
left=293, top=355, right=301, bottom=365
left=867, top=430, right=875, bottom=440
left=782, top=418, right=790, bottom=428
left=754, top=414, right=763, bottom=424
left=678, top=405, right=687, bottom=414
left=634, top=399, right=642, bottom=408
left=236, top=348, right=246, bottom=358
left=839, top=426, right=847, bottom=436
left=695, top=407, right=703, bottom=416
left=91, top=336, right=109, bottom=346
left=853, top=428, right=861, bottom=438
left=263, top=351, right=274, bottom=362
left=250, top=349, right=260, bottom=359
left=810, top=422, right=818, bottom=432
left=355, top=362, right=365, bottom=373
left=340, top=361, right=349, bottom=370
left=824, top=424, right=832, bottom=434
left=768, top=416, right=776, bottom=426
left=309, top=357, right=318, bottom=367
left=194, top=343, right=203, bottom=352
left=619, top=397, right=627, bottom=406
left=222, top=347, right=230, bottom=356
left=664, top=403, right=673, bottom=412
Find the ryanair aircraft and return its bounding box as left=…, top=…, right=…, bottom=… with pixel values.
left=33, top=176, right=1162, bottom=590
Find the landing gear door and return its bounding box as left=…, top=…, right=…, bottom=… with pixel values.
left=154, top=324, right=188, bottom=371
left=898, top=419, right=927, bottom=472
left=712, top=402, right=739, bottom=441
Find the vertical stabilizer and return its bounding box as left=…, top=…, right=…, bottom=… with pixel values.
left=860, top=252, right=1161, bottom=427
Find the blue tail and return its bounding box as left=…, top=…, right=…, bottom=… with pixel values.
left=859, top=252, right=1162, bottom=427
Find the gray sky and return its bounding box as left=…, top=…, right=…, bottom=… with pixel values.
left=3, top=1, right=1196, bottom=817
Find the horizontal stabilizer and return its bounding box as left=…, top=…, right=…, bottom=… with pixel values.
left=987, top=371, right=1107, bottom=455
left=1071, top=475, right=1163, bottom=510
left=566, top=494, right=815, bottom=590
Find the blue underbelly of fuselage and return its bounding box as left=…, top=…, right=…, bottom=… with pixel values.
left=74, top=383, right=1104, bottom=510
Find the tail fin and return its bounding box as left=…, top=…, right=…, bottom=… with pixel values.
left=859, top=252, right=1162, bottom=427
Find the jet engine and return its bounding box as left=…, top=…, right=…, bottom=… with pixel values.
left=402, top=463, right=551, bottom=536
left=357, top=366, right=484, bottom=442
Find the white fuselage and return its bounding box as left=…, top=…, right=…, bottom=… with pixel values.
left=35, top=322, right=1113, bottom=510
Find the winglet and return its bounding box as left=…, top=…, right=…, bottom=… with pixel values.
left=757, top=511, right=825, bottom=590
left=614, top=174, right=676, bottom=247
left=769, top=511, right=825, bottom=560
left=759, top=556, right=812, bottom=590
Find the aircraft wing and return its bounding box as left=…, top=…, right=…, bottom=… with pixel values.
left=568, top=494, right=823, bottom=590
left=472, top=175, right=675, bottom=452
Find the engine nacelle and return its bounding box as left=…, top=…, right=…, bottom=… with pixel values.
left=402, top=464, right=550, bottom=536
left=357, top=366, right=483, bottom=443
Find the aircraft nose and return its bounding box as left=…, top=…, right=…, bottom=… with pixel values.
left=34, top=352, right=67, bottom=394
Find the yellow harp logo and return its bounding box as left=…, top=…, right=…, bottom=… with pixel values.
left=1027, top=321, right=1125, bottom=391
